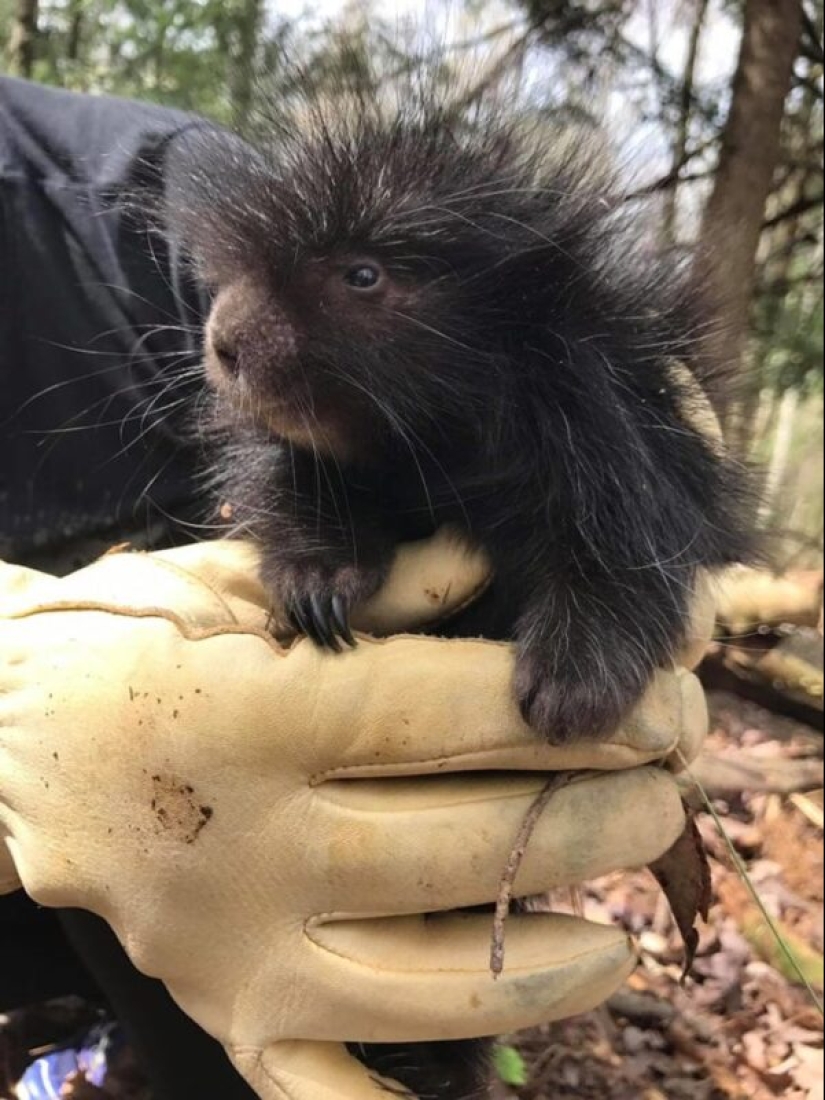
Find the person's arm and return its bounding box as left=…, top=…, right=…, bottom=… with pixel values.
left=0, top=536, right=710, bottom=1100
left=0, top=76, right=210, bottom=567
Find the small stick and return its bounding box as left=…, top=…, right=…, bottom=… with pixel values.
left=491, top=773, right=577, bottom=979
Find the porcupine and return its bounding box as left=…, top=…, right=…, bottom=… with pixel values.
left=162, top=80, right=755, bottom=1099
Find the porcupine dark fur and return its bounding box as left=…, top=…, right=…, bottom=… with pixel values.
left=161, top=74, right=757, bottom=1098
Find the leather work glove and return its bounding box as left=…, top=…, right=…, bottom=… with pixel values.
left=0, top=534, right=711, bottom=1099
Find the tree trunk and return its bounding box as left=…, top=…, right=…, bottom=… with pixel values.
left=6, top=0, right=40, bottom=78
left=229, top=0, right=264, bottom=129
left=664, top=0, right=711, bottom=242
left=67, top=0, right=84, bottom=63
left=698, top=0, right=804, bottom=423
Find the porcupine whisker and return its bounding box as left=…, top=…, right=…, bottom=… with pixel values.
left=334, top=367, right=470, bottom=530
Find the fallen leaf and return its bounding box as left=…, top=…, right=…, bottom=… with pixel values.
left=649, top=807, right=712, bottom=981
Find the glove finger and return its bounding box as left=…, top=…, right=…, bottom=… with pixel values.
left=314, top=768, right=684, bottom=916
left=681, top=571, right=718, bottom=671
left=297, top=913, right=635, bottom=1043
left=232, top=1041, right=405, bottom=1100
left=352, top=529, right=491, bottom=636
left=666, top=669, right=709, bottom=769
left=307, top=633, right=707, bottom=775
left=152, top=531, right=491, bottom=637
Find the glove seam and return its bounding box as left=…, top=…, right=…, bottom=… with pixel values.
left=131, top=551, right=243, bottom=621
left=231, top=1046, right=403, bottom=1100
left=2, top=602, right=510, bottom=654
left=3, top=600, right=287, bottom=645
left=0, top=551, right=250, bottom=630
left=313, top=778, right=576, bottom=810
left=230, top=1048, right=291, bottom=1100
left=302, top=917, right=631, bottom=975
left=309, top=745, right=670, bottom=786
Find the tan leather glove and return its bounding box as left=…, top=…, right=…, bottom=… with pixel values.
left=0, top=536, right=709, bottom=1099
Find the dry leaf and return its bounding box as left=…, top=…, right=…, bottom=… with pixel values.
left=648, top=807, right=712, bottom=981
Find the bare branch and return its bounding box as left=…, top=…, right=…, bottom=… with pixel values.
left=628, top=135, right=720, bottom=198
left=451, top=29, right=535, bottom=109
left=792, top=66, right=825, bottom=99
left=444, top=19, right=526, bottom=54
left=800, top=4, right=825, bottom=64
left=764, top=191, right=825, bottom=229
left=664, top=0, right=712, bottom=240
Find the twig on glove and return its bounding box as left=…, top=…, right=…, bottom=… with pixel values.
left=491, top=773, right=578, bottom=979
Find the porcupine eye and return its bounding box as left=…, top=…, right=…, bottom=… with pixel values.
left=343, top=262, right=386, bottom=293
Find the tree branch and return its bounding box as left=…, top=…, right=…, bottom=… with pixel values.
left=452, top=29, right=535, bottom=109
left=444, top=19, right=525, bottom=54
left=764, top=191, right=825, bottom=229
left=800, top=4, right=824, bottom=64
left=792, top=66, right=825, bottom=99
left=629, top=136, right=719, bottom=197
left=763, top=230, right=821, bottom=265
left=759, top=267, right=825, bottom=296
left=663, top=0, right=712, bottom=240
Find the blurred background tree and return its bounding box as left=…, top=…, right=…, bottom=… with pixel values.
left=2, top=0, right=823, bottom=564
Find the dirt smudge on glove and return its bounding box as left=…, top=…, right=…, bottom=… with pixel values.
left=149, top=773, right=214, bottom=845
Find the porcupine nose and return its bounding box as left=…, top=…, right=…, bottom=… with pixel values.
left=205, top=278, right=298, bottom=392
left=206, top=296, right=245, bottom=385
left=211, top=334, right=240, bottom=378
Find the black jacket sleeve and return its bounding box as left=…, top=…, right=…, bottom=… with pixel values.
left=0, top=76, right=212, bottom=563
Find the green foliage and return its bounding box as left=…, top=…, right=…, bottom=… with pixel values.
left=2, top=0, right=282, bottom=121
left=754, top=288, right=824, bottom=396
left=494, top=1044, right=529, bottom=1086
left=0, top=0, right=13, bottom=34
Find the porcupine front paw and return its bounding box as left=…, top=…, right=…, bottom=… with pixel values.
left=514, top=638, right=652, bottom=744
left=264, top=555, right=389, bottom=652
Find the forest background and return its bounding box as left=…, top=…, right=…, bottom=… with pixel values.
left=2, top=0, right=823, bottom=559
left=1, top=6, right=824, bottom=1098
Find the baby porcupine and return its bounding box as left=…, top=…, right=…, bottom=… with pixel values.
left=162, top=83, right=754, bottom=1099
left=165, top=88, right=752, bottom=745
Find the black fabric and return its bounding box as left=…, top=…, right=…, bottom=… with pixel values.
left=0, top=893, right=101, bottom=1008
left=58, top=910, right=257, bottom=1099
left=0, top=76, right=209, bottom=562
left=0, top=79, right=258, bottom=1100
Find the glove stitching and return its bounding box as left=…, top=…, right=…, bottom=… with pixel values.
left=128, top=552, right=244, bottom=620
left=231, top=1045, right=402, bottom=1100
left=314, top=780, right=566, bottom=811
left=3, top=602, right=508, bottom=655
left=230, top=1047, right=292, bottom=1100
left=308, top=743, right=670, bottom=786
left=4, top=600, right=288, bottom=644
left=1, top=550, right=238, bottom=623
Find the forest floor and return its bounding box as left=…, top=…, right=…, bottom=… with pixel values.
left=496, top=691, right=825, bottom=1100
left=1, top=692, right=822, bottom=1100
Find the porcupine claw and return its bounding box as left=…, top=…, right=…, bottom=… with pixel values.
left=331, top=595, right=357, bottom=648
